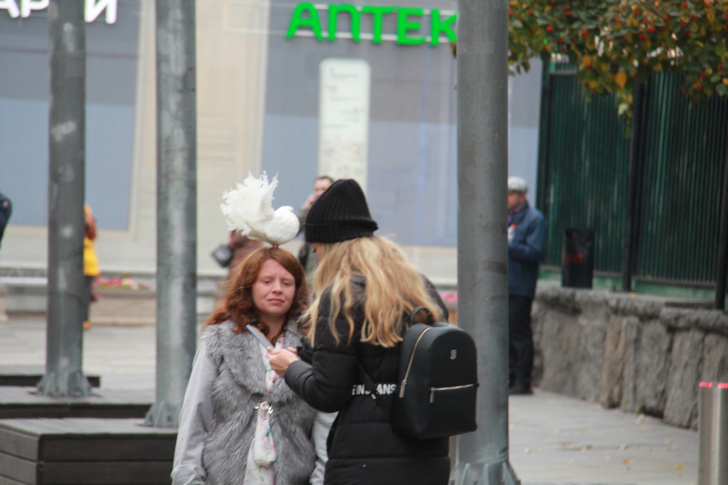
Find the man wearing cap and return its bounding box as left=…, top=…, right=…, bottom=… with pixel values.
left=507, top=176, right=548, bottom=395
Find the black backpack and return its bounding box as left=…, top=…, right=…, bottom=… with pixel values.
left=392, top=306, right=479, bottom=439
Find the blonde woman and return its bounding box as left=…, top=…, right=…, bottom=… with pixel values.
left=268, top=179, right=450, bottom=485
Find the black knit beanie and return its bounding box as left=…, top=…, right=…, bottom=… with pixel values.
left=304, top=179, right=378, bottom=243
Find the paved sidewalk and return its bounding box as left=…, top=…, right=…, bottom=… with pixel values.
left=0, top=317, right=699, bottom=485
left=508, top=392, right=697, bottom=485
left=0, top=317, right=157, bottom=390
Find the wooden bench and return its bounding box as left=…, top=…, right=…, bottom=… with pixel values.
left=0, top=275, right=219, bottom=324
left=0, top=367, right=100, bottom=388
left=0, top=388, right=152, bottom=420
left=0, top=418, right=176, bottom=484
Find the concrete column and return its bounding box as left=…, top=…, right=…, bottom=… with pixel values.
left=37, top=0, right=92, bottom=398
left=144, top=0, right=198, bottom=428
left=450, top=0, right=518, bottom=483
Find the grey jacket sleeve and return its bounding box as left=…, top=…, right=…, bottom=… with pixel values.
left=171, top=340, right=217, bottom=485
left=310, top=411, right=337, bottom=485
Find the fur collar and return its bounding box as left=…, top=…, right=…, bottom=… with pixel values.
left=203, top=320, right=306, bottom=405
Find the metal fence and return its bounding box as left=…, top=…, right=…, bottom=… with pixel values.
left=537, top=63, right=728, bottom=286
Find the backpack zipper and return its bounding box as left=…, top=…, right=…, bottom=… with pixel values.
left=398, top=327, right=432, bottom=398
left=429, top=383, right=477, bottom=403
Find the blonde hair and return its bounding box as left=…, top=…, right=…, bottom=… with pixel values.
left=307, top=237, right=443, bottom=347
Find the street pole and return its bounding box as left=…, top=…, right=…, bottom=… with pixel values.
left=715, top=136, right=728, bottom=310
left=38, top=0, right=92, bottom=398
left=622, top=81, right=645, bottom=293
left=451, top=0, right=518, bottom=484
left=144, top=0, right=198, bottom=428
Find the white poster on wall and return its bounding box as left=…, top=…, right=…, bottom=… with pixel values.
left=318, top=59, right=371, bottom=193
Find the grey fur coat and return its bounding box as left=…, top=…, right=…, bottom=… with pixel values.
left=172, top=320, right=317, bottom=485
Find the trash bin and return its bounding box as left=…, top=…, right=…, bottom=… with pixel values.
left=561, top=228, right=594, bottom=289
left=699, top=381, right=728, bottom=485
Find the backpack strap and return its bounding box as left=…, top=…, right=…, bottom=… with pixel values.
left=357, top=304, right=433, bottom=401
left=410, top=305, right=434, bottom=325
left=297, top=242, right=310, bottom=268
left=358, top=363, right=380, bottom=400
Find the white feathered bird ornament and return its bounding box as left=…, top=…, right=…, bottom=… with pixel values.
left=220, top=173, right=299, bottom=247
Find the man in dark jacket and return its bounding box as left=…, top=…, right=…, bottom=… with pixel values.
left=507, top=177, right=548, bottom=395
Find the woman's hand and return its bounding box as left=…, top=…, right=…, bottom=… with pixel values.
left=268, top=348, right=300, bottom=377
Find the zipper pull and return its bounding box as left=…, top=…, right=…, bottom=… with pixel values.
left=430, top=389, right=434, bottom=403
left=399, top=380, right=407, bottom=398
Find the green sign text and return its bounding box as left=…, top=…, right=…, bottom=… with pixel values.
left=286, top=3, right=457, bottom=45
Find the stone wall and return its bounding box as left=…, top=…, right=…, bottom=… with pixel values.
left=532, top=283, right=728, bottom=430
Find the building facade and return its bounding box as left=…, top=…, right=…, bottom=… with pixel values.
left=0, top=0, right=541, bottom=286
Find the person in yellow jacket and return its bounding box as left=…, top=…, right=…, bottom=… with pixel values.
left=83, top=204, right=101, bottom=330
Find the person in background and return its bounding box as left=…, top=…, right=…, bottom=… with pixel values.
left=172, top=247, right=317, bottom=485
left=83, top=204, right=101, bottom=331
left=268, top=179, right=450, bottom=485
left=0, top=191, right=12, bottom=248
left=227, top=230, right=264, bottom=277
left=210, top=231, right=264, bottom=303
left=506, top=176, right=548, bottom=396
left=297, top=176, right=333, bottom=284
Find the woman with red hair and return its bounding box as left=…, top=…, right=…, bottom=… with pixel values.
left=172, top=247, right=317, bottom=485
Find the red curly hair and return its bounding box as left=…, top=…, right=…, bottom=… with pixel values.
left=206, top=247, right=309, bottom=340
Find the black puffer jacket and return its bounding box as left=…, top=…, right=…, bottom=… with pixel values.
left=285, top=276, right=450, bottom=485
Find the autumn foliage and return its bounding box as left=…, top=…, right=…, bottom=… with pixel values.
left=508, top=0, right=728, bottom=118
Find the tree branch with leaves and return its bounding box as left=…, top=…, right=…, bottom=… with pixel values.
left=507, top=0, right=728, bottom=120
